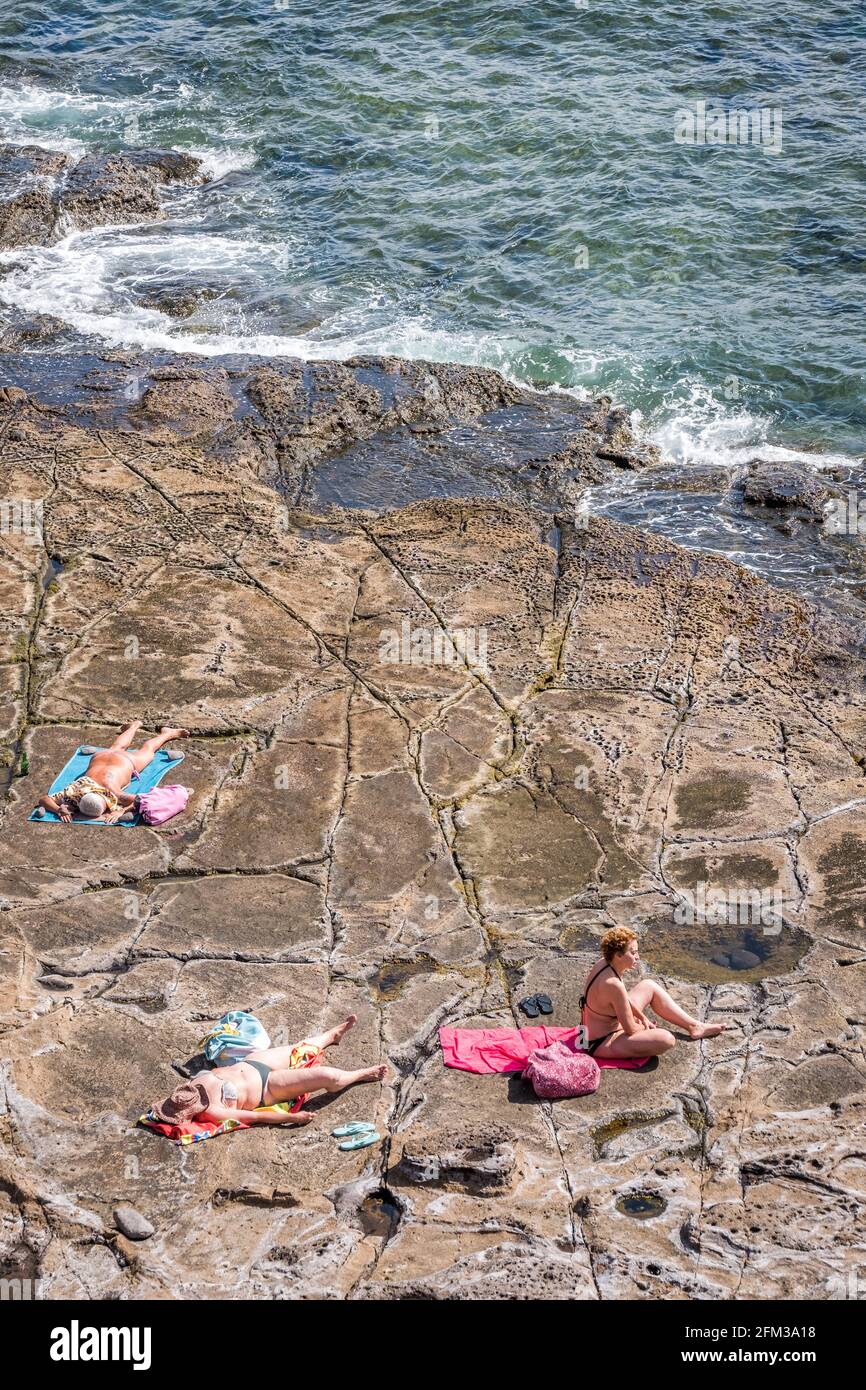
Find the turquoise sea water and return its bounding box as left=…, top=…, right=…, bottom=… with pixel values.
left=0, top=0, right=864, bottom=465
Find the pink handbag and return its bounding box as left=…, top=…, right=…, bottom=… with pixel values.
left=523, top=1040, right=601, bottom=1098
left=137, top=784, right=190, bottom=825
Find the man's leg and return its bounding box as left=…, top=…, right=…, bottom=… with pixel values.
left=108, top=720, right=142, bottom=753
left=127, top=726, right=189, bottom=774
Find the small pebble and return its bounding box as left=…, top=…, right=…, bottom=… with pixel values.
left=113, top=1206, right=154, bottom=1241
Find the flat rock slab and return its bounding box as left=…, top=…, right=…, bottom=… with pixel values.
left=0, top=361, right=864, bottom=1300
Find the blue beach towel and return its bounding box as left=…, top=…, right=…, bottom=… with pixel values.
left=29, top=746, right=185, bottom=827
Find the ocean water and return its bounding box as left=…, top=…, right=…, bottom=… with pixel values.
left=0, top=0, right=864, bottom=473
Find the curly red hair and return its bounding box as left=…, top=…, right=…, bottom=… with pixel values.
left=600, top=927, right=638, bottom=963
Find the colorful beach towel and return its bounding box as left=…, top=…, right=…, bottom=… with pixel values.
left=29, top=746, right=184, bottom=826
left=439, top=1026, right=651, bottom=1074
left=137, top=1042, right=323, bottom=1146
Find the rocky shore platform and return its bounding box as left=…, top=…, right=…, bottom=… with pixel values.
left=0, top=346, right=864, bottom=1301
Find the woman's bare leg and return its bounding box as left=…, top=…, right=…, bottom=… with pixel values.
left=249, top=1017, right=358, bottom=1072
left=127, top=726, right=189, bottom=774
left=629, top=978, right=726, bottom=1039
left=264, top=1062, right=387, bottom=1106
left=594, top=1027, right=676, bottom=1060
left=302, top=1014, right=357, bottom=1052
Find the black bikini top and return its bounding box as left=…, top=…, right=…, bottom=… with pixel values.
left=579, top=962, right=619, bottom=1021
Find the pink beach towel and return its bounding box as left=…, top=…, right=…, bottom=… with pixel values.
left=439, top=1025, right=651, bottom=1074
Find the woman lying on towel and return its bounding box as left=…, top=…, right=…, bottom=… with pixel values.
left=37, top=720, right=188, bottom=823
left=580, top=927, right=726, bottom=1059
left=152, top=1015, right=387, bottom=1128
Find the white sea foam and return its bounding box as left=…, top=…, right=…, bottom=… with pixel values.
left=184, top=146, right=257, bottom=180
left=646, top=379, right=856, bottom=472
left=0, top=224, right=290, bottom=348
left=0, top=82, right=124, bottom=117
left=0, top=81, right=135, bottom=154
left=0, top=82, right=253, bottom=181
left=2, top=228, right=857, bottom=477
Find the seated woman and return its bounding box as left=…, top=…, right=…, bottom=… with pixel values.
left=37, top=720, right=188, bottom=823
left=152, top=1014, right=387, bottom=1128
left=580, top=926, right=726, bottom=1059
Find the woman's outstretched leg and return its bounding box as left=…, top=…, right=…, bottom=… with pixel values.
left=629, top=978, right=726, bottom=1038
left=251, top=1016, right=358, bottom=1071
left=265, top=1063, right=386, bottom=1106
left=302, top=1014, right=357, bottom=1053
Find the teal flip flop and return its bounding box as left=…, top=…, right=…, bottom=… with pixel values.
left=331, top=1121, right=376, bottom=1137
left=338, top=1131, right=380, bottom=1151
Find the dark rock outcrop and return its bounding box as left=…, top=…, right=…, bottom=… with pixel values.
left=0, top=143, right=207, bottom=249
left=742, top=459, right=836, bottom=518
left=0, top=312, right=69, bottom=352
left=121, top=149, right=208, bottom=186
left=137, top=284, right=221, bottom=319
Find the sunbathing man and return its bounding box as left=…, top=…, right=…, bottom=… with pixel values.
left=37, top=720, right=188, bottom=823
left=580, top=926, right=726, bottom=1059
left=152, top=1014, right=387, bottom=1127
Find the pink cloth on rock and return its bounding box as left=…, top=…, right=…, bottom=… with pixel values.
left=138, top=784, right=190, bottom=825
left=524, top=1041, right=601, bottom=1098
left=439, top=1025, right=650, bottom=1074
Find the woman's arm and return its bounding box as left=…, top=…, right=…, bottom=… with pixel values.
left=609, top=981, right=643, bottom=1036
left=201, top=1104, right=312, bottom=1126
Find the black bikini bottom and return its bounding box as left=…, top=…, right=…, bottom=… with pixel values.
left=584, top=1030, right=616, bottom=1056
left=244, top=1058, right=273, bottom=1105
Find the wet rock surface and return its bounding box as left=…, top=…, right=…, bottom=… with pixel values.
left=742, top=459, right=837, bottom=518
left=0, top=353, right=864, bottom=1301
left=136, top=284, right=221, bottom=320
left=0, top=143, right=206, bottom=249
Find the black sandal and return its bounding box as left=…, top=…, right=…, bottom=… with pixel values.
left=535, top=993, right=553, bottom=1015
left=518, top=996, right=540, bottom=1018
